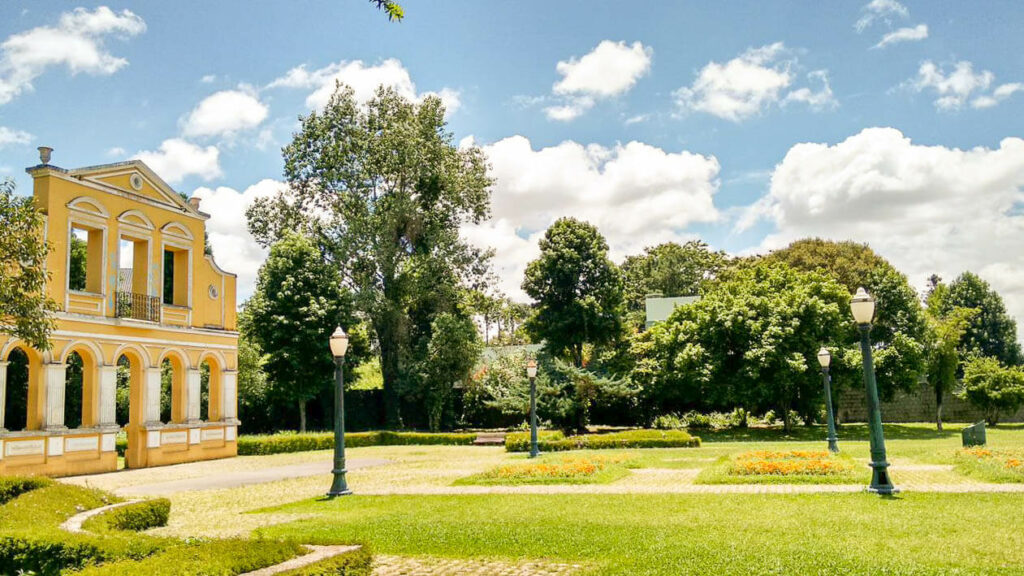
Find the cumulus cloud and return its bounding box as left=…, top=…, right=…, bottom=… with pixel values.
left=874, top=24, right=928, bottom=48
left=544, top=40, right=652, bottom=122
left=181, top=89, right=269, bottom=138
left=742, top=127, right=1024, bottom=337
left=0, top=126, right=31, bottom=148
left=674, top=43, right=835, bottom=122
left=133, top=138, right=222, bottom=184
left=191, top=179, right=286, bottom=300
left=908, top=60, right=1021, bottom=110
left=855, top=0, right=909, bottom=33
left=267, top=58, right=460, bottom=114
left=0, top=6, right=145, bottom=106
left=467, top=135, right=720, bottom=299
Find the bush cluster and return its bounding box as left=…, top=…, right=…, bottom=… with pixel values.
left=237, top=430, right=478, bottom=455
left=0, top=476, right=51, bottom=505
left=84, top=499, right=171, bottom=533
left=277, top=546, right=373, bottom=576
left=505, top=429, right=700, bottom=452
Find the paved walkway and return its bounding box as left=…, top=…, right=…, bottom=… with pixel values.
left=373, top=555, right=584, bottom=576
left=62, top=458, right=391, bottom=496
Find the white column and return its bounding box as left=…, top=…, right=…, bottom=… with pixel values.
left=222, top=370, right=237, bottom=421
left=0, top=361, right=8, bottom=431
left=43, top=363, right=67, bottom=430
left=186, top=368, right=201, bottom=422
left=143, top=367, right=162, bottom=425
left=98, top=365, right=118, bottom=428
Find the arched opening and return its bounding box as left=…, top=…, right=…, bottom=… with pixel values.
left=115, top=355, right=131, bottom=426
left=159, top=353, right=186, bottom=424
left=201, top=354, right=224, bottom=422
left=4, top=348, right=30, bottom=430
left=64, top=352, right=85, bottom=429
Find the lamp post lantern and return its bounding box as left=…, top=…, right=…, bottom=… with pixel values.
left=526, top=358, right=540, bottom=458
left=327, top=326, right=352, bottom=497
left=851, top=288, right=897, bottom=495
left=817, top=347, right=839, bottom=453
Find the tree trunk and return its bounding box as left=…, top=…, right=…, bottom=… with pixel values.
left=376, top=315, right=403, bottom=429
left=781, top=404, right=792, bottom=433
left=298, top=400, right=307, bottom=433
left=935, top=386, right=944, bottom=431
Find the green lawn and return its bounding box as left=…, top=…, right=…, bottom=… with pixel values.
left=257, top=492, right=1024, bottom=575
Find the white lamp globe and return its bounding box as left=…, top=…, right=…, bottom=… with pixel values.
left=329, top=326, right=349, bottom=358
left=817, top=347, right=831, bottom=368
left=850, top=287, right=876, bottom=325
left=526, top=359, right=538, bottom=378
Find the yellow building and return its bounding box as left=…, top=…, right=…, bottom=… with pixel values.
left=0, top=148, right=239, bottom=476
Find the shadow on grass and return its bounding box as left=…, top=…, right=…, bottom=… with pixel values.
left=697, top=423, right=963, bottom=443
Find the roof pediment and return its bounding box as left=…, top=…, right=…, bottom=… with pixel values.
left=67, top=160, right=204, bottom=219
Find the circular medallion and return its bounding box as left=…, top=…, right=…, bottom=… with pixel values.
left=130, top=173, right=144, bottom=191
left=208, top=285, right=219, bottom=299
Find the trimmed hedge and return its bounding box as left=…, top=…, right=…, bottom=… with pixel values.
left=277, top=546, right=373, bottom=576
left=73, top=538, right=305, bottom=576
left=237, top=430, right=478, bottom=455
left=84, top=499, right=171, bottom=533
left=505, top=429, right=701, bottom=452
left=0, top=476, right=51, bottom=505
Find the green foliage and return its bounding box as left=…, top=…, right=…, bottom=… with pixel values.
left=73, top=538, right=304, bottom=576
left=924, top=298, right=978, bottom=428
left=371, top=0, right=404, bottom=21
left=523, top=218, right=623, bottom=367
left=957, top=356, right=1024, bottom=425
left=351, top=359, right=384, bottom=390
left=935, top=272, right=1022, bottom=366
left=84, top=499, right=171, bottom=533
left=236, top=330, right=272, bottom=430
left=0, top=476, right=51, bottom=505
left=415, top=312, right=482, bottom=431
left=247, top=85, right=492, bottom=428
left=0, top=179, right=57, bottom=349
left=276, top=546, right=373, bottom=576
left=236, top=430, right=478, bottom=455
left=632, top=260, right=849, bottom=430
left=69, top=234, right=88, bottom=291
left=504, top=429, right=700, bottom=452
left=464, top=347, right=548, bottom=423
left=541, top=359, right=638, bottom=433
left=245, top=231, right=359, bottom=431
left=621, top=241, right=727, bottom=326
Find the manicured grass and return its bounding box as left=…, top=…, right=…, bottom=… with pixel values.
left=455, top=454, right=633, bottom=486
left=257, top=492, right=1024, bottom=575
left=953, top=447, right=1024, bottom=483
left=696, top=450, right=862, bottom=485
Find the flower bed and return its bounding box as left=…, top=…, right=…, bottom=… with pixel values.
left=457, top=455, right=633, bottom=485
left=955, top=447, right=1024, bottom=482
left=697, top=449, right=859, bottom=485
left=504, top=429, right=700, bottom=452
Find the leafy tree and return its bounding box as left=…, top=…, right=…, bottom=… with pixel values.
left=621, top=241, right=727, bottom=325
left=416, top=312, right=482, bottom=431
left=924, top=281, right=978, bottom=430
left=466, top=348, right=549, bottom=421
left=247, top=86, right=491, bottom=428
left=0, top=179, right=56, bottom=349
left=245, top=232, right=356, bottom=431
left=935, top=272, right=1022, bottom=366
left=69, top=236, right=87, bottom=291
left=632, top=261, right=849, bottom=431
left=765, top=238, right=927, bottom=405
left=522, top=218, right=623, bottom=367
left=957, top=356, right=1024, bottom=425
left=542, top=359, right=638, bottom=433
left=236, top=334, right=271, bottom=432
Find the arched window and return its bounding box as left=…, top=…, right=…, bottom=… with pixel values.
left=64, top=352, right=85, bottom=429
left=199, top=361, right=211, bottom=421
left=160, top=358, right=174, bottom=424
left=115, top=355, right=132, bottom=426
left=4, top=348, right=30, bottom=431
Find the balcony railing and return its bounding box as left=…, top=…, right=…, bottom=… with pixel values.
left=116, top=292, right=160, bottom=322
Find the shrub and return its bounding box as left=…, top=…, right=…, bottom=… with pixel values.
left=277, top=546, right=373, bottom=576
left=73, top=538, right=305, bottom=576
left=505, top=429, right=699, bottom=452
left=651, top=413, right=686, bottom=430
left=0, top=476, right=51, bottom=505
left=237, top=430, right=478, bottom=455
left=956, top=356, right=1024, bottom=425
left=84, top=499, right=171, bottom=533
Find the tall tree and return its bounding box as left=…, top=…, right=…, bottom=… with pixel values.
left=522, top=218, right=623, bottom=367
left=621, top=240, right=727, bottom=313
left=245, top=232, right=355, bottom=432
left=924, top=300, right=977, bottom=431
left=0, top=179, right=56, bottom=349
left=936, top=272, right=1022, bottom=366
left=417, top=312, right=482, bottom=431
left=247, top=86, right=492, bottom=428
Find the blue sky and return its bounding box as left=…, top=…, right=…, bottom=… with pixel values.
left=2, top=1, right=1024, bottom=328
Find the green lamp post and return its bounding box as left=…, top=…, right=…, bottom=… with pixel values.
left=851, top=288, right=897, bottom=495
left=527, top=358, right=540, bottom=459
left=327, top=326, right=352, bottom=497
left=816, top=347, right=839, bottom=453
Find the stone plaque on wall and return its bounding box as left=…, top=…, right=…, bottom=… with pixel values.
left=161, top=430, right=188, bottom=445
left=201, top=428, right=225, bottom=442
left=65, top=436, right=99, bottom=452
left=6, top=439, right=45, bottom=457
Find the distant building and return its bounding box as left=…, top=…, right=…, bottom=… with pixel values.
left=644, top=294, right=699, bottom=329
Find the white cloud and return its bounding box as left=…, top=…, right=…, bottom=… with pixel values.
left=133, top=138, right=222, bottom=184
left=0, top=7, right=145, bottom=106
left=0, top=126, right=31, bottom=148
left=743, top=127, right=1024, bottom=339
left=674, top=43, right=835, bottom=122
left=874, top=24, right=928, bottom=48
left=906, top=60, right=1022, bottom=111
left=181, top=89, right=269, bottom=138
left=855, top=0, right=908, bottom=33
left=267, top=58, right=460, bottom=114
left=200, top=74, right=216, bottom=84
left=543, top=40, right=651, bottom=122
left=191, top=179, right=285, bottom=300
left=106, top=146, right=125, bottom=157
left=468, top=135, right=720, bottom=299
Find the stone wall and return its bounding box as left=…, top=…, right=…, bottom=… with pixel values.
left=837, top=384, right=1024, bottom=424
